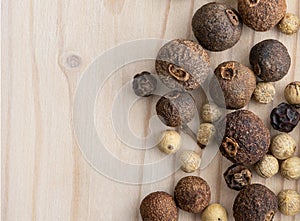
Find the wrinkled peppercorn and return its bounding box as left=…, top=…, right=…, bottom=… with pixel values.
left=223, top=164, right=252, bottom=191
left=155, top=39, right=211, bottom=90
left=210, top=61, right=256, bottom=109
left=270, top=102, right=300, bottom=132
left=192, top=2, right=243, bottom=51
left=156, top=90, right=196, bottom=127
left=233, top=184, right=278, bottom=221
left=132, top=71, right=157, bottom=97
left=238, top=0, right=286, bottom=32
left=250, top=39, right=291, bottom=82
left=220, top=110, right=270, bottom=165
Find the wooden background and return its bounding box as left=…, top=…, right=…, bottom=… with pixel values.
left=2, top=0, right=300, bottom=220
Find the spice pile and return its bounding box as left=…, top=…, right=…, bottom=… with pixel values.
left=131, top=0, right=300, bottom=220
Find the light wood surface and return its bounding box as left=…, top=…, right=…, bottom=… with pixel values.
left=2, top=0, right=300, bottom=220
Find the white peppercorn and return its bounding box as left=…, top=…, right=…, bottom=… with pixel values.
left=278, top=13, right=300, bottom=35
left=254, top=154, right=279, bottom=178
left=197, top=123, right=216, bottom=148
left=201, top=103, right=222, bottom=123
left=270, top=133, right=296, bottom=160
left=179, top=150, right=201, bottom=173
left=158, top=130, right=181, bottom=154
left=281, top=156, right=300, bottom=180
left=253, top=82, right=276, bottom=104
left=284, top=81, right=300, bottom=108
left=201, top=203, right=228, bottom=221
left=278, top=189, right=300, bottom=216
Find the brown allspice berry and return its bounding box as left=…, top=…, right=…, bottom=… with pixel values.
left=250, top=39, right=291, bottom=82
left=155, top=39, right=211, bottom=90
left=223, top=164, right=252, bottom=191
left=192, top=2, right=243, bottom=51
left=220, top=110, right=270, bottom=165
left=278, top=189, right=300, bottom=216
left=210, top=61, right=256, bottom=109
left=238, top=0, right=287, bottom=31
left=278, top=13, right=300, bottom=35
left=285, top=81, right=300, bottom=108
left=174, top=176, right=211, bottom=213
left=233, top=184, right=278, bottom=221
left=140, top=191, right=178, bottom=221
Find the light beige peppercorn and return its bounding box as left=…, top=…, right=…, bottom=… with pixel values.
left=201, top=103, right=222, bottom=123
left=201, top=203, right=228, bottom=221
left=254, top=154, right=279, bottom=178
left=158, top=130, right=181, bottom=154
left=278, top=13, right=300, bottom=35
left=284, top=81, right=300, bottom=108
left=270, top=133, right=296, bottom=160
left=179, top=150, right=201, bottom=173
left=278, top=189, right=300, bottom=216
left=197, top=123, right=216, bottom=148
left=281, top=156, right=300, bottom=180
left=253, top=82, right=276, bottom=104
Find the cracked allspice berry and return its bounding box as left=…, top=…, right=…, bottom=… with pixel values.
left=192, top=2, right=243, bottom=51
left=210, top=61, right=256, bottom=109
left=238, top=0, right=286, bottom=32
left=223, top=164, right=252, bottom=191
left=233, top=184, right=278, bottom=221
left=220, top=110, right=270, bottom=165
left=155, top=39, right=211, bottom=90
left=140, top=191, right=178, bottom=221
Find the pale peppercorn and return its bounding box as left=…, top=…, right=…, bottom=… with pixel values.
left=197, top=123, right=216, bottom=148
left=158, top=130, right=181, bottom=154
left=201, top=103, right=222, bottom=123
left=201, top=203, right=228, bottom=221
left=278, top=190, right=300, bottom=216
left=270, top=133, right=296, bottom=160
left=253, top=82, right=276, bottom=104
left=284, top=81, right=300, bottom=108
left=281, top=156, right=300, bottom=180
left=254, top=154, right=279, bottom=178
left=179, top=150, right=201, bottom=173
left=278, top=13, right=300, bottom=35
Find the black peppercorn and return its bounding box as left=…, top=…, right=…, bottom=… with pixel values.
left=270, top=102, right=300, bottom=133
left=249, top=39, right=291, bottom=82
left=155, top=39, right=211, bottom=90
left=132, top=71, right=157, bottom=97
left=223, top=164, right=252, bottom=191
left=192, top=2, right=243, bottom=51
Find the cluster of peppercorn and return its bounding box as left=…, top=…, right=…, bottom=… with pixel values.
left=131, top=0, right=300, bottom=220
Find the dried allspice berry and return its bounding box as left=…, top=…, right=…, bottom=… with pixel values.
left=140, top=191, right=178, bottom=221
left=223, top=164, right=252, bottom=191
left=233, top=184, right=278, bottom=221
left=220, top=110, right=270, bottom=165
left=174, top=176, right=211, bottom=213
left=270, top=102, right=300, bottom=133
left=132, top=71, right=157, bottom=97
left=155, top=39, right=211, bottom=90
left=238, top=0, right=286, bottom=31
left=210, top=61, right=256, bottom=109
left=250, top=39, right=291, bottom=82
left=156, top=90, right=196, bottom=127
left=192, top=2, right=243, bottom=51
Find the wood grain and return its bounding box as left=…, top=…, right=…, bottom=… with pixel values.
left=2, top=0, right=299, bottom=220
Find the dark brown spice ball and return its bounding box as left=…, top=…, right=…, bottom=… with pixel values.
left=156, top=90, right=196, bottom=127
left=192, top=2, right=243, bottom=51
left=250, top=39, right=291, bottom=82
left=174, top=176, right=211, bottom=213
left=219, top=110, right=270, bottom=165
left=132, top=71, right=157, bottom=97
left=140, top=191, right=178, bottom=221
left=155, top=39, right=211, bottom=90
left=270, top=102, right=300, bottom=133
left=238, top=0, right=287, bottom=31
left=223, top=164, right=252, bottom=191
left=210, top=61, right=256, bottom=109
left=233, top=184, right=278, bottom=221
